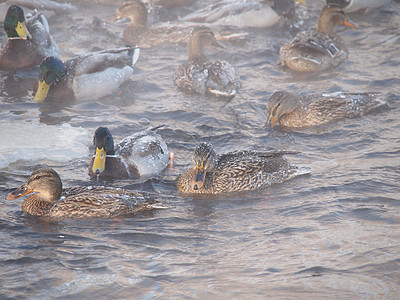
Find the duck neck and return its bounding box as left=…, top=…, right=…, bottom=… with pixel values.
left=317, top=14, right=335, bottom=34
left=187, top=38, right=207, bottom=63
left=21, top=194, right=55, bottom=216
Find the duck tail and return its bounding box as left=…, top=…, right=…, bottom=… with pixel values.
left=129, top=46, right=140, bottom=67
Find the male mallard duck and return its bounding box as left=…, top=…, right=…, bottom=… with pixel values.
left=177, top=142, right=308, bottom=194
left=33, top=46, right=140, bottom=102
left=88, top=126, right=170, bottom=180
left=279, top=5, right=357, bottom=73
left=326, top=0, right=391, bottom=13
left=0, top=5, right=60, bottom=70
left=267, top=90, right=387, bottom=128
left=174, top=26, right=241, bottom=98
left=5, top=168, right=160, bottom=218
left=181, top=0, right=306, bottom=28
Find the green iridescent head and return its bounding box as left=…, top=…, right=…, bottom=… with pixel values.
left=4, top=5, right=31, bottom=39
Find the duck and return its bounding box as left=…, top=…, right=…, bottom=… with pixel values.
left=181, top=0, right=306, bottom=28
left=110, top=1, right=243, bottom=49
left=174, top=26, right=241, bottom=98
left=266, top=90, right=387, bottom=128
left=88, top=126, right=170, bottom=180
left=177, top=142, right=308, bottom=194
left=33, top=46, right=140, bottom=103
left=279, top=5, right=358, bottom=73
left=326, top=0, right=391, bottom=13
left=0, top=5, right=60, bottom=70
left=5, top=168, right=160, bottom=218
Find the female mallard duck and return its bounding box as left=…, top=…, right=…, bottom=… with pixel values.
left=326, top=0, right=391, bottom=13
left=33, top=46, right=140, bottom=102
left=5, top=168, right=159, bottom=218
left=279, top=5, right=357, bottom=73
left=88, top=126, right=170, bottom=180
left=181, top=0, right=306, bottom=28
left=174, top=26, right=241, bottom=98
left=267, top=90, right=387, bottom=128
left=177, top=142, right=308, bottom=194
left=0, top=5, right=60, bottom=70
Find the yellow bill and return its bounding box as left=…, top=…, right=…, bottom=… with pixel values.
left=34, top=80, right=50, bottom=103
left=16, top=21, right=32, bottom=40
left=92, top=147, right=107, bottom=175
left=190, top=163, right=206, bottom=190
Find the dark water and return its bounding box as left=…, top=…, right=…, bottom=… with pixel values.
left=1, top=0, right=400, bottom=298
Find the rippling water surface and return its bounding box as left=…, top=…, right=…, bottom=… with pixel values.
left=1, top=0, right=400, bottom=298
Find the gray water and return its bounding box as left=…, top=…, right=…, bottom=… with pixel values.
left=1, top=0, right=400, bottom=298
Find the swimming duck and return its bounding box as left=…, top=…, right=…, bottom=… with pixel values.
left=279, top=5, right=357, bottom=73
left=0, top=5, right=60, bottom=70
left=326, top=0, right=391, bottom=13
left=5, top=168, right=160, bottom=218
left=181, top=0, right=306, bottom=28
left=174, top=26, right=241, bottom=98
left=267, top=91, right=387, bottom=128
left=177, top=142, right=308, bottom=194
left=88, top=126, right=170, bottom=180
left=33, top=46, right=140, bottom=102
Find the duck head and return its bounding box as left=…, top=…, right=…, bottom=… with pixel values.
left=91, top=127, right=115, bottom=176
left=3, top=5, right=32, bottom=40
left=187, top=26, right=224, bottom=62
left=267, top=91, right=299, bottom=128
left=6, top=168, right=62, bottom=203
left=191, top=142, right=218, bottom=191
left=317, top=5, right=358, bottom=34
left=34, top=57, right=68, bottom=103
left=111, top=1, right=148, bottom=27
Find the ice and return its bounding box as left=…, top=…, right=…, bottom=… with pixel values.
left=0, top=121, right=91, bottom=169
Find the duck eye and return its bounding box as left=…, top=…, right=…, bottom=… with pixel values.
left=34, top=175, right=41, bottom=180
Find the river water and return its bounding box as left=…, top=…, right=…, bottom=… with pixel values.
left=0, top=0, right=400, bottom=298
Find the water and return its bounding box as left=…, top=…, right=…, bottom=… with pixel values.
left=1, top=1, right=400, bottom=298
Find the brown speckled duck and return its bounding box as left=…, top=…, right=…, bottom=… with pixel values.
left=0, top=5, right=60, bottom=70
left=177, top=142, right=309, bottom=194
left=279, top=5, right=357, bottom=73
left=174, top=26, right=241, bottom=98
left=6, top=168, right=159, bottom=218
left=267, top=91, right=387, bottom=128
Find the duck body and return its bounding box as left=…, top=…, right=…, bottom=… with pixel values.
left=0, top=5, right=60, bottom=71
left=89, top=126, right=169, bottom=180
left=326, top=0, right=392, bottom=13
left=181, top=0, right=305, bottom=28
left=33, top=46, right=140, bottom=102
left=6, top=168, right=158, bottom=218
left=279, top=5, right=357, bottom=73
left=267, top=91, right=387, bottom=128
left=177, top=142, right=307, bottom=194
left=174, top=26, right=240, bottom=98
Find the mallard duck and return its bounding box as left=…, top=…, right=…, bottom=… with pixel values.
left=181, top=0, right=306, bottom=28
left=174, top=26, right=241, bottom=98
left=33, top=46, right=140, bottom=102
left=5, top=168, right=160, bottom=218
left=177, top=142, right=308, bottom=194
left=279, top=5, right=358, bottom=73
left=326, top=0, right=391, bottom=13
left=88, top=126, right=170, bottom=180
left=267, top=90, right=387, bottom=128
left=0, top=5, right=60, bottom=70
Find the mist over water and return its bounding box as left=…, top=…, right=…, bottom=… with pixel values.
left=0, top=0, right=400, bottom=298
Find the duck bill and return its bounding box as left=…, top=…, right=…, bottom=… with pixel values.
left=16, top=21, right=32, bottom=40
left=343, top=19, right=358, bottom=29
left=269, top=116, right=278, bottom=128
left=107, top=13, right=121, bottom=23
left=297, top=0, right=306, bottom=5
left=6, top=184, right=33, bottom=200
left=92, top=147, right=107, bottom=175
left=34, top=80, right=50, bottom=103
left=190, top=168, right=206, bottom=191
